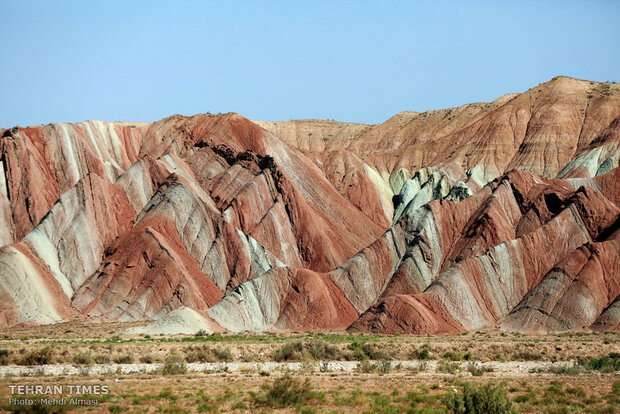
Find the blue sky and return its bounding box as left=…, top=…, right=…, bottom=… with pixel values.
left=1, top=1, right=619, bottom=128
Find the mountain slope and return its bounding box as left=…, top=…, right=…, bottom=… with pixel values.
left=0, top=77, right=618, bottom=333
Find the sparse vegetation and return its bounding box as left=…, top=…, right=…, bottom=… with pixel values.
left=444, top=351, right=465, bottom=361
left=2, top=327, right=617, bottom=366
left=71, top=352, right=93, bottom=366
left=357, top=360, right=375, bottom=373
left=273, top=341, right=305, bottom=361
left=582, top=352, right=620, bottom=372
left=512, top=350, right=542, bottom=361
left=355, top=359, right=397, bottom=374
left=273, top=340, right=344, bottom=361
left=249, top=375, right=324, bottom=408
left=0, top=371, right=617, bottom=412
left=467, top=363, right=494, bottom=376
left=308, top=341, right=341, bottom=360
left=213, top=347, right=233, bottom=362
left=185, top=347, right=214, bottom=363
left=162, top=354, right=187, bottom=375
left=376, top=360, right=393, bottom=374
left=438, top=362, right=460, bottom=374
left=19, top=347, right=54, bottom=365
left=1, top=328, right=619, bottom=412
left=444, top=383, right=513, bottom=414
left=410, top=344, right=431, bottom=360
left=93, top=354, right=110, bottom=364
left=347, top=341, right=391, bottom=361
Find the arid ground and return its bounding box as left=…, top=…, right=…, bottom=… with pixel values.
left=1, top=325, right=618, bottom=413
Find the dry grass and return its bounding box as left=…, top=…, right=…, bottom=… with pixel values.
left=1, top=323, right=618, bottom=412
left=0, top=371, right=617, bottom=413
left=0, top=324, right=617, bottom=366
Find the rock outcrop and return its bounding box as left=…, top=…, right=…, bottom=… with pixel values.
left=125, top=306, right=222, bottom=335
left=0, top=77, right=618, bottom=333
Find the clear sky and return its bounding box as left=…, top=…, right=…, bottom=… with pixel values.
left=1, top=0, right=619, bottom=128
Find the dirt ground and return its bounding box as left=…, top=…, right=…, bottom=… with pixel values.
left=1, top=322, right=618, bottom=365
left=1, top=370, right=618, bottom=413
left=1, top=323, right=618, bottom=412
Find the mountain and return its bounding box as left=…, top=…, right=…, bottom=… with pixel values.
left=0, top=76, right=618, bottom=333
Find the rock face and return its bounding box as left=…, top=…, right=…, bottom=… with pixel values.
left=0, top=77, right=618, bottom=333
left=350, top=169, right=619, bottom=334
left=125, top=306, right=222, bottom=335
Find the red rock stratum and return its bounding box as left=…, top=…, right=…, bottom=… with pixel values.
left=0, top=76, right=618, bottom=333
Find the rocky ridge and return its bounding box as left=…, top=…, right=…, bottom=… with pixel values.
left=0, top=77, right=618, bottom=333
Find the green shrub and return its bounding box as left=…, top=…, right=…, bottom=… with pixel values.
left=376, top=360, right=392, bottom=374
left=540, top=365, right=583, bottom=375
left=308, top=341, right=341, bottom=360
left=162, top=354, right=187, bottom=375
left=72, top=352, right=93, bottom=366
left=360, top=343, right=390, bottom=360
left=157, top=390, right=177, bottom=400
left=93, top=354, right=110, bottom=364
left=514, top=393, right=533, bottom=403
left=349, top=348, right=367, bottom=361
left=438, top=362, right=460, bottom=374
left=185, top=345, right=232, bottom=363
left=0, top=349, right=10, bottom=365
left=545, top=381, right=564, bottom=397
left=19, top=347, right=54, bottom=365
left=467, top=363, right=493, bottom=376
left=319, top=361, right=330, bottom=372
left=185, top=347, right=214, bottom=363
left=373, top=395, right=395, bottom=411
left=159, top=404, right=186, bottom=414
left=445, top=351, right=464, bottom=361
left=197, top=402, right=218, bottom=412
left=582, top=353, right=620, bottom=372
left=411, top=345, right=431, bottom=360
left=444, top=383, right=513, bottom=414
left=565, top=386, right=585, bottom=398
left=231, top=401, right=247, bottom=410
left=273, top=342, right=304, bottom=361
left=273, top=340, right=343, bottom=362
left=357, top=360, right=375, bottom=373
left=250, top=375, right=323, bottom=408
left=213, top=347, right=233, bottom=361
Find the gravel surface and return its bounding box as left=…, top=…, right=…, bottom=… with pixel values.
left=0, top=360, right=576, bottom=377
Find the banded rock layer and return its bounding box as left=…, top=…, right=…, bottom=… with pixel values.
left=0, top=77, right=618, bottom=333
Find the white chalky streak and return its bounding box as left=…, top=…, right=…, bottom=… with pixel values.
left=0, top=246, right=62, bottom=324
